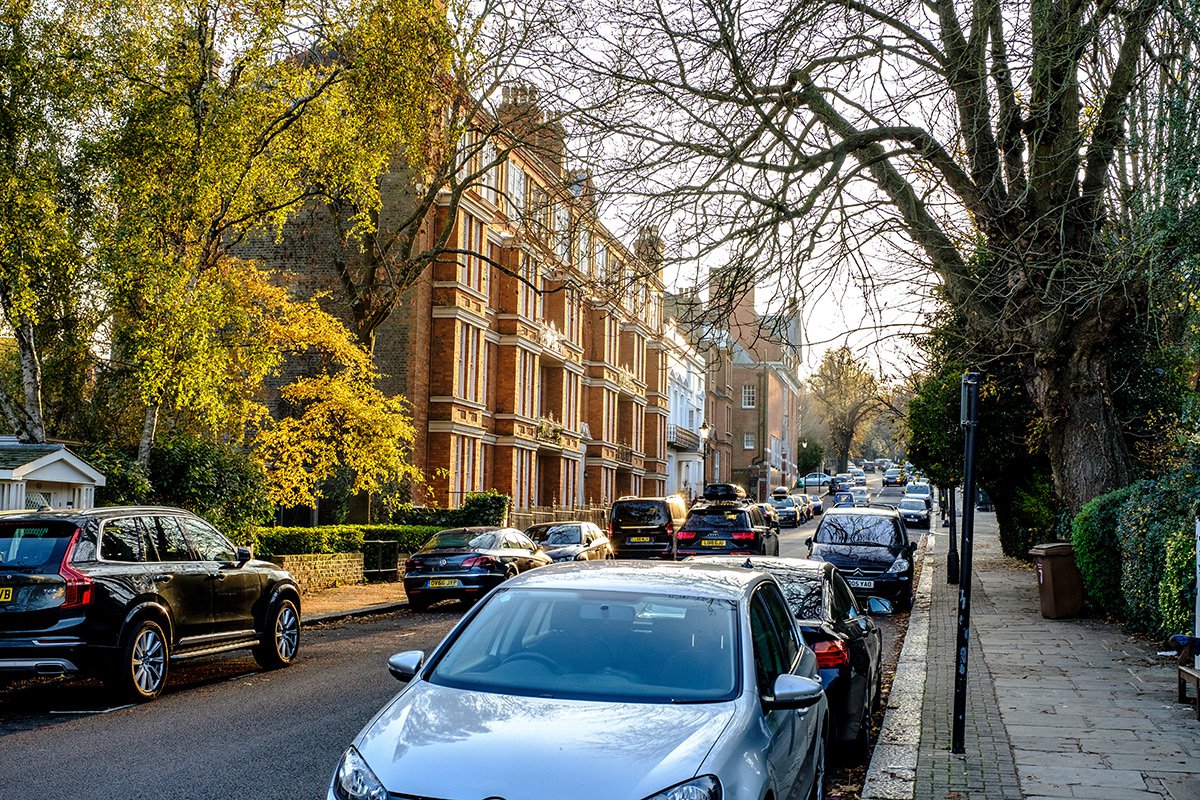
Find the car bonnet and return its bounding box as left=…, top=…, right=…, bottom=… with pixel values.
left=355, top=680, right=737, bottom=799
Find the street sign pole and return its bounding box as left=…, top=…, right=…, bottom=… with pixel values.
left=952, top=371, right=981, bottom=755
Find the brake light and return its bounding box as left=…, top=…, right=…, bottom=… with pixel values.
left=813, top=640, right=850, bottom=669
left=59, top=528, right=93, bottom=609
left=403, top=558, right=417, bottom=572
left=461, top=555, right=499, bottom=568
left=666, top=521, right=675, bottom=537
left=730, top=531, right=755, bottom=541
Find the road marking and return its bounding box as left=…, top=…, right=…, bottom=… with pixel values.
left=50, top=704, right=134, bottom=715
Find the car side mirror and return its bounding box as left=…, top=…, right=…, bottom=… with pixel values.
left=765, top=673, right=824, bottom=710
left=388, top=650, right=425, bottom=682
left=235, top=546, right=252, bottom=566
left=907, top=542, right=917, bottom=555
left=868, top=597, right=894, bottom=615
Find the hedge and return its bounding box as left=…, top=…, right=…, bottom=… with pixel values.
left=1071, top=483, right=1142, bottom=617
left=389, top=490, right=510, bottom=528
left=253, top=524, right=446, bottom=557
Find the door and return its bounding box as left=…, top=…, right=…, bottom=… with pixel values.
left=749, top=589, right=803, bottom=799
left=135, top=515, right=214, bottom=640
left=178, top=517, right=260, bottom=635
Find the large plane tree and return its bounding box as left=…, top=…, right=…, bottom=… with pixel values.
left=541, top=0, right=1197, bottom=510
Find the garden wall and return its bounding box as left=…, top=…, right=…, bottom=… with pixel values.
left=271, top=552, right=364, bottom=594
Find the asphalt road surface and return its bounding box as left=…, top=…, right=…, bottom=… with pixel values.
left=0, top=607, right=460, bottom=800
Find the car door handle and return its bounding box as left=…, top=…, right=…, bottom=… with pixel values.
left=154, top=574, right=173, bottom=584
left=210, top=572, right=226, bottom=581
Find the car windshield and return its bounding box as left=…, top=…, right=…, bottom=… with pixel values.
left=528, top=525, right=582, bottom=545
left=429, top=587, right=740, bottom=703
left=899, top=499, right=927, bottom=511
left=769, top=497, right=794, bottom=508
left=681, top=508, right=749, bottom=530
left=422, top=531, right=497, bottom=551
left=815, top=515, right=902, bottom=547
left=765, top=569, right=824, bottom=619
left=0, top=523, right=75, bottom=574
left=611, top=502, right=668, bottom=526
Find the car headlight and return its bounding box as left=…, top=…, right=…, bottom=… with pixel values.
left=885, top=558, right=910, bottom=574
left=333, top=747, right=387, bottom=800
left=642, top=775, right=721, bottom=800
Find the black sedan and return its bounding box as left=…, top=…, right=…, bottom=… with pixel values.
left=523, top=521, right=613, bottom=562
left=403, top=527, right=551, bottom=611
left=675, top=503, right=779, bottom=557
left=690, top=556, right=888, bottom=764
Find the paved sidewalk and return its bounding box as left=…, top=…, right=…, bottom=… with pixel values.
left=865, top=510, right=1200, bottom=800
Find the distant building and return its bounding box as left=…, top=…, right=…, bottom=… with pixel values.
left=662, top=320, right=705, bottom=501
left=0, top=437, right=106, bottom=511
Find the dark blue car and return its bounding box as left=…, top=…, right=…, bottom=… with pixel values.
left=806, top=507, right=916, bottom=611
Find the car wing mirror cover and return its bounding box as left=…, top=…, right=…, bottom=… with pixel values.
left=235, top=546, right=253, bottom=566
left=766, top=673, right=824, bottom=710
left=867, top=596, right=894, bottom=615
left=388, top=650, right=425, bottom=682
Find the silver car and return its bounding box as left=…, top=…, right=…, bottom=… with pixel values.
left=330, top=562, right=829, bottom=800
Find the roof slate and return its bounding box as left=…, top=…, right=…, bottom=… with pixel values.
left=0, top=444, right=65, bottom=469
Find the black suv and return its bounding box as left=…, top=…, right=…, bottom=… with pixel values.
left=608, top=496, right=689, bottom=559
left=805, top=507, right=916, bottom=610
left=0, top=507, right=301, bottom=701
left=677, top=502, right=779, bottom=557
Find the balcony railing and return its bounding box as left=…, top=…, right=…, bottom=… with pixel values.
left=535, top=417, right=565, bottom=445
left=615, top=443, right=634, bottom=464
left=666, top=424, right=701, bottom=452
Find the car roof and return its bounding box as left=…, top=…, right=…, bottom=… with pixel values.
left=688, top=555, right=829, bottom=578
left=820, top=506, right=900, bottom=518
left=435, top=526, right=517, bottom=535
left=0, top=505, right=198, bottom=523
left=505, top=560, right=769, bottom=600
left=525, top=520, right=588, bottom=529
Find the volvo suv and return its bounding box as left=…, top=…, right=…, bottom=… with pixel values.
left=0, top=507, right=301, bottom=701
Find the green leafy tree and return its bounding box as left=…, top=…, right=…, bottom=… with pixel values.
left=807, top=348, right=880, bottom=473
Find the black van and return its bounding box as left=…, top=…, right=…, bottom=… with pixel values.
left=608, top=495, right=689, bottom=559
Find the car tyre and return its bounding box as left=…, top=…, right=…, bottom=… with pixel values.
left=253, top=598, right=300, bottom=669
left=846, top=706, right=872, bottom=765
left=106, top=618, right=169, bottom=703
left=407, top=595, right=430, bottom=612
left=896, top=591, right=914, bottom=612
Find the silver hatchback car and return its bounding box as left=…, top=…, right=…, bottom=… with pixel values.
left=330, top=561, right=829, bottom=800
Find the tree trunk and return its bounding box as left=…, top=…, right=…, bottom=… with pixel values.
left=137, top=404, right=160, bottom=466
left=1023, top=343, right=1131, bottom=512
left=12, top=317, right=45, bottom=443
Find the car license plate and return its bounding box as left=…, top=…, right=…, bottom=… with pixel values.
left=428, top=579, right=460, bottom=588
left=700, top=539, right=724, bottom=547
left=0, top=587, right=10, bottom=602
left=847, top=579, right=875, bottom=589
left=629, top=536, right=651, bottom=543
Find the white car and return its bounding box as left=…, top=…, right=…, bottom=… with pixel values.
left=330, top=562, right=829, bottom=800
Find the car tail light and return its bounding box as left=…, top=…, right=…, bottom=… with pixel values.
left=59, top=528, right=93, bottom=609
left=813, top=640, right=850, bottom=669
left=730, top=531, right=755, bottom=541
left=461, top=555, right=499, bottom=568
left=666, top=521, right=675, bottom=537
left=403, top=558, right=418, bottom=572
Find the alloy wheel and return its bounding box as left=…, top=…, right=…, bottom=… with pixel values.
left=275, top=603, right=299, bottom=660
left=132, top=627, right=166, bottom=694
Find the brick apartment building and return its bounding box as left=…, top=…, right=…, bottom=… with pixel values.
left=259, top=86, right=672, bottom=511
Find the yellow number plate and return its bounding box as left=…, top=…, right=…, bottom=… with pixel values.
left=0, top=587, right=11, bottom=602
left=629, top=537, right=651, bottom=543
left=700, top=539, right=724, bottom=547
left=428, top=579, right=460, bottom=588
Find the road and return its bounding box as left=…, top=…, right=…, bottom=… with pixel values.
left=0, top=471, right=911, bottom=799
left=0, top=608, right=460, bottom=800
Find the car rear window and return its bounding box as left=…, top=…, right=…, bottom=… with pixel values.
left=769, top=497, right=794, bottom=508
left=815, top=515, right=903, bottom=547
left=682, top=508, right=750, bottom=530
left=527, top=525, right=582, bottom=545
left=0, top=522, right=76, bottom=574
left=611, top=501, right=669, bottom=526
left=423, top=531, right=497, bottom=551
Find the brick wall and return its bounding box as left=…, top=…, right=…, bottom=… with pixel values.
left=272, top=553, right=364, bottom=594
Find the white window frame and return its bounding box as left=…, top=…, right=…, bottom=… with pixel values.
left=744, top=433, right=755, bottom=450
left=741, top=384, right=757, bottom=409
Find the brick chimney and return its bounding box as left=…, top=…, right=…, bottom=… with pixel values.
left=497, top=83, right=567, bottom=176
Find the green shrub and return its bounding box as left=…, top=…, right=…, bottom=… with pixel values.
left=82, top=444, right=151, bottom=506
left=255, top=525, right=365, bottom=556
left=359, top=525, right=444, bottom=553
left=1000, top=476, right=1063, bottom=558
left=1159, top=525, right=1197, bottom=636
left=149, top=435, right=273, bottom=544
left=1071, top=483, right=1142, bottom=617
left=389, top=490, right=511, bottom=528
left=1118, top=465, right=1200, bottom=636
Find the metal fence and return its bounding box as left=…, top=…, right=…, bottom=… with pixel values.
left=362, top=540, right=400, bottom=582
left=508, top=504, right=609, bottom=531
